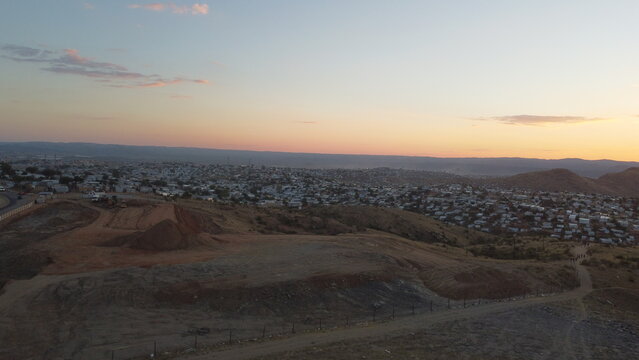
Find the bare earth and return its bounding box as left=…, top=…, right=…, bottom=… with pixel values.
left=175, top=247, right=598, bottom=360
left=0, top=194, right=9, bottom=209
left=0, top=199, right=637, bottom=360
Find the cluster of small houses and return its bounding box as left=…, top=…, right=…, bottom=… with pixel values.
left=418, top=184, right=639, bottom=245
left=2, top=159, right=638, bottom=245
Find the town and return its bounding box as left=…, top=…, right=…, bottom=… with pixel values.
left=1, top=157, right=637, bottom=245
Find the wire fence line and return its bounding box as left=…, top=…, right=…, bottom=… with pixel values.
left=0, top=200, right=37, bottom=223
left=104, top=287, right=565, bottom=360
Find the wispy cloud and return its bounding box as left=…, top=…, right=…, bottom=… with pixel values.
left=2, top=44, right=53, bottom=58
left=138, top=79, right=208, bottom=88
left=1, top=44, right=208, bottom=89
left=128, top=3, right=209, bottom=15
left=83, top=3, right=95, bottom=10
left=128, top=3, right=166, bottom=11
left=294, top=121, right=317, bottom=125
left=480, top=115, right=604, bottom=126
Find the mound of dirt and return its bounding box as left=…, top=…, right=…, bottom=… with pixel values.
left=106, top=203, right=177, bottom=230
left=104, top=219, right=205, bottom=251
left=175, top=206, right=222, bottom=234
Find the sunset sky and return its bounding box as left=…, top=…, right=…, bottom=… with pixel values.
left=1, top=1, right=638, bottom=161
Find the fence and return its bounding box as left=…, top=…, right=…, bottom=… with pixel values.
left=105, top=286, right=565, bottom=360
left=0, top=200, right=35, bottom=223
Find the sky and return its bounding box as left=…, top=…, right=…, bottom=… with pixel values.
left=1, top=1, right=638, bottom=161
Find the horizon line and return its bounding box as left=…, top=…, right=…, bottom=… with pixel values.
left=0, top=140, right=637, bottom=164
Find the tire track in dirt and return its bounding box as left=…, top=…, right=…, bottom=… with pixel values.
left=553, top=245, right=592, bottom=360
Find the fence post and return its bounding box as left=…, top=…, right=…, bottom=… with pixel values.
left=154, top=341, right=157, bottom=357
left=292, top=322, right=295, bottom=334
left=229, top=328, right=232, bottom=344
left=194, top=333, right=198, bottom=349
left=262, top=325, right=266, bottom=339
left=111, top=350, right=115, bottom=360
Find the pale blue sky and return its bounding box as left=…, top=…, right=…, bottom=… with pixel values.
left=1, top=1, right=638, bottom=160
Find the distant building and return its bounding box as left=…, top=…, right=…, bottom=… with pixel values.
left=52, top=184, right=69, bottom=193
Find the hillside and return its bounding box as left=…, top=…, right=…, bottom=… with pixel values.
left=597, top=167, right=639, bottom=197
left=498, top=167, right=639, bottom=197
left=0, top=198, right=578, bottom=359
left=498, top=168, right=604, bottom=193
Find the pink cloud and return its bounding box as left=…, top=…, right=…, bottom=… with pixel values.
left=128, top=3, right=166, bottom=11
left=191, top=4, right=208, bottom=15
left=483, top=115, right=604, bottom=126
left=128, top=3, right=208, bottom=15
left=139, top=81, right=169, bottom=88
left=139, top=79, right=181, bottom=88
left=2, top=44, right=209, bottom=90
left=137, top=78, right=208, bottom=88
left=61, top=48, right=127, bottom=71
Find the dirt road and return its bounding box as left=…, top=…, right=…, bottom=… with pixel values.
left=179, top=246, right=593, bottom=360
left=554, top=244, right=592, bottom=360
left=0, top=194, right=9, bottom=209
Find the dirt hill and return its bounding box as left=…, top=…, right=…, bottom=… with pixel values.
left=498, top=167, right=639, bottom=197
left=101, top=205, right=222, bottom=251
left=0, top=199, right=584, bottom=359
left=104, top=219, right=201, bottom=251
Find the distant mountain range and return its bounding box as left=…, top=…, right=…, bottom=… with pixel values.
left=1, top=141, right=638, bottom=177
left=497, top=167, right=639, bottom=197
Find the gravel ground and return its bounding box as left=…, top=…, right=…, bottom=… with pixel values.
left=254, top=301, right=639, bottom=360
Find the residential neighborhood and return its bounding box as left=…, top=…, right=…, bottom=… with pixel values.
left=1, top=157, right=637, bottom=245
